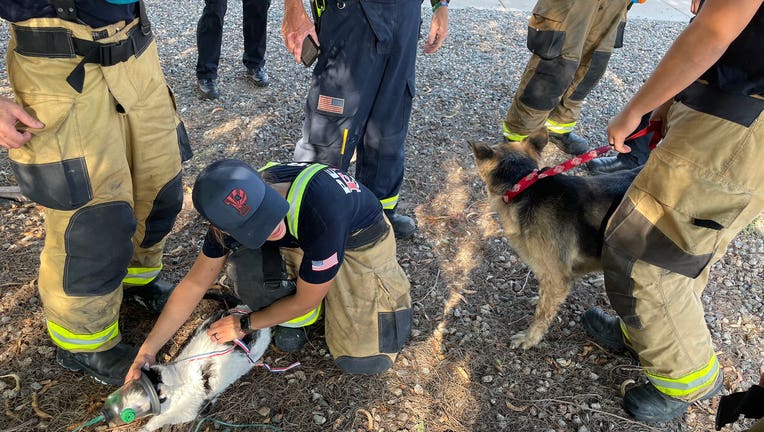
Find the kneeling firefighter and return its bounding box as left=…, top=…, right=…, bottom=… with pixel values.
left=0, top=0, right=191, bottom=385
left=126, top=159, right=412, bottom=380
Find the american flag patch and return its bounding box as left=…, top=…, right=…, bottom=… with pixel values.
left=311, top=252, right=339, bottom=271
left=317, top=95, right=345, bottom=115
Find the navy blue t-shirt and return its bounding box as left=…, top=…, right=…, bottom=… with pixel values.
left=202, top=163, right=383, bottom=284
left=1, top=0, right=137, bottom=27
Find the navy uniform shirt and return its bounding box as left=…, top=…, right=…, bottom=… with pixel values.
left=699, top=4, right=764, bottom=96
left=0, top=0, right=137, bottom=27
left=202, top=163, right=383, bottom=285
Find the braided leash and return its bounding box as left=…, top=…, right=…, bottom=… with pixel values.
left=503, top=122, right=663, bottom=203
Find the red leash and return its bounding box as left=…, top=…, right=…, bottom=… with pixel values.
left=503, top=122, right=663, bottom=203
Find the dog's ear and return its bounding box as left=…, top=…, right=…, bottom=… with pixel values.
left=526, top=128, right=549, bottom=155
left=468, top=141, right=494, bottom=161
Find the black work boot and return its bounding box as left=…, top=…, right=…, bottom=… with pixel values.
left=124, top=279, right=175, bottom=313
left=246, top=67, right=270, bottom=87
left=587, top=156, right=637, bottom=175
left=273, top=326, right=308, bottom=352
left=581, top=307, right=633, bottom=355
left=384, top=210, right=416, bottom=240
left=197, top=78, right=220, bottom=99
left=549, top=131, right=589, bottom=155
left=623, top=373, right=724, bottom=423
left=57, top=343, right=137, bottom=386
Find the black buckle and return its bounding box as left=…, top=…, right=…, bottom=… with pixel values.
left=98, top=38, right=131, bottom=67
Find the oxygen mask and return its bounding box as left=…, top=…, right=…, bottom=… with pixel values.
left=101, top=373, right=161, bottom=426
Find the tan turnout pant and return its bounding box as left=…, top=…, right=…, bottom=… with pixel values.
left=281, top=223, right=412, bottom=374
left=7, top=17, right=185, bottom=351
left=603, top=91, right=764, bottom=401
left=504, top=0, right=629, bottom=138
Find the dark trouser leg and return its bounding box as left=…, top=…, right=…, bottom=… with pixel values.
left=293, top=0, right=386, bottom=168
left=196, top=0, right=227, bottom=80
left=242, top=0, right=270, bottom=70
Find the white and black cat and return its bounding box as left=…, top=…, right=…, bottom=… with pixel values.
left=139, top=307, right=270, bottom=432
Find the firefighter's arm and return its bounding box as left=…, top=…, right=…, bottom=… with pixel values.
left=0, top=95, right=44, bottom=149
left=607, top=0, right=762, bottom=152
left=424, top=3, right=449, bottom=54
left=125, top=252, right=226, bottom=383
left=243, top=277, right=330, bottom=332
left=282, top=0, right=318, bottom=63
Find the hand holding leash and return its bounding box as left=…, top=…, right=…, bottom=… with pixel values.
left=607, top=108, right=643, bottom=153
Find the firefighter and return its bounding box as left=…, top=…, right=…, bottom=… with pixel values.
left=125, top=159, right=412, bottom=380
left=583, top=0, right=764, bottom=423
left=0, top=0, right=189, bottom=385
left=279, top=0, right=449, bottom=240
left=502, top=0, right=631, bottom=155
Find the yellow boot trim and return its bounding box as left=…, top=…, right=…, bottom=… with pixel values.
left=545, top=119, right=577, bottom=134
left=380, top=195, right=399, bottom=211
left=502, top=122, right=529, bottom=142
left=280, top=303, right=322, bottom=328
left=48, top=319, right=119, bottom=351
left=122, top=265, right=162, bottom=286
left=645, top=353, right=720, bottom=398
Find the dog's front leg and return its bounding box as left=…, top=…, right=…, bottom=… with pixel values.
left=510, top=272, right=573, bottom=349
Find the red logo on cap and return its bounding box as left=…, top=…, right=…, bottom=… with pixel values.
left=223, top=188, right=251, bottom=216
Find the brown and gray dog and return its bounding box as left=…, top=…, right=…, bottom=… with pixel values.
left=470, top=130, right=640, bottom=349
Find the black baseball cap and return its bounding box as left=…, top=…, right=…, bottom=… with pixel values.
left=192, top=159, right=289, bottom=249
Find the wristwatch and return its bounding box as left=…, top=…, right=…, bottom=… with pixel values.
left=239, top=313, right=252, bottom=334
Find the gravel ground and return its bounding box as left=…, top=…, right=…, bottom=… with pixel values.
left=1, top=3, right=762, bottom=432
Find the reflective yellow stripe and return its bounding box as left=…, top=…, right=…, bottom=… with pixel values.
left=285, top=164, right=327, bottom=239
left=122, top=265, right=162, bottom=286
left=646, top=353, right=720, bottom=397
left=257, top=161, right=281, bottom=172
left=280, top=303, right=322, bottom=328
left=502, top=122, right=529, bottom=142
left=619, top=319, right=631, bottom=344
left=545, top=119, right=577, bottom=134
left=380, top=195, right=399, bottom=210
left=48, top=319, right=119, bottom=351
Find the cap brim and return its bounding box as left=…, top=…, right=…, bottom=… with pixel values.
left=227, top=186, right=289, bottom=249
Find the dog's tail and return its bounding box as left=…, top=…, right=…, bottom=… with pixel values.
left=202, top=291, right=242, bottom=310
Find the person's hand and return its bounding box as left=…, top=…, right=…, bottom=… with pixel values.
left=649, top=99, right=673, bottom=136
left=207, top=314, right=246, bottom=344
left=124, top=350, right=156, bottom=384
left=423, top=6, right=449, bottom=54
left=607, top=108, right=644, bottom=153
left=282, top=1, right=319, bottom=64
left=0, top=96, right=44, bottom=150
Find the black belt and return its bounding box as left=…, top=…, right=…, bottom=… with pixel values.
left=346, top=213, right=389, bottom=250
left=12, top=23, right=153, bottom=93
left=675, top=81, right=764, bottom=127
